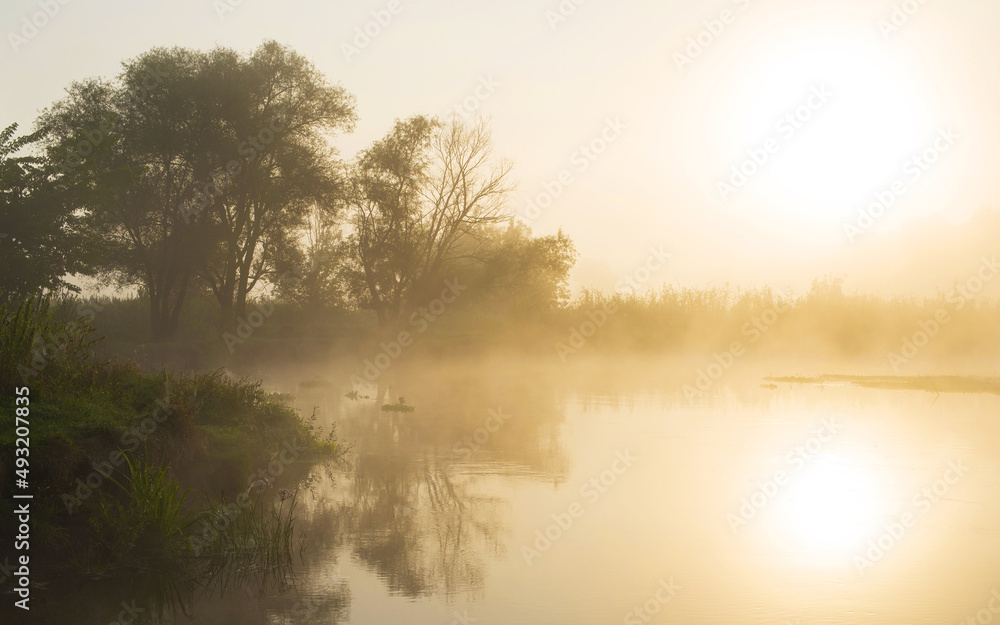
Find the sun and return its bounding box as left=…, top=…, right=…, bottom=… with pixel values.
left=715, top=29, right=941, bottom=227
left=767, top=456, right=888, bottom=561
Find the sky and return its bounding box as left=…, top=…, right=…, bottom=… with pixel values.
left=3, top=0, right=999, bottom=297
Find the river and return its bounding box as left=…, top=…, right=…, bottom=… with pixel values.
left=173, top=358, right=1000, bottom=624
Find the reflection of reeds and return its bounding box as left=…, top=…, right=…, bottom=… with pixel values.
left=766, top=374, right=1000, bottom=395
left=84, top=454, right=198, bottom=618
left=381, top=397, right=416, bottom=412
left=76, top=454, right=303, bottom=619
left=196, top=487, right=300, bottom=597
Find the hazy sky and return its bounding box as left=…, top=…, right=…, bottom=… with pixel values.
left=3, top=0, right=999, bottom=297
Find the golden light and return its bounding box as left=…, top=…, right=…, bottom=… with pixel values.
left=768, top=456, right=888, bottom=560
left=716, top=28, right=941, bottom=226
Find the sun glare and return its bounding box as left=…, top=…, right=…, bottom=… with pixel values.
left=768, top=457, right=886, bottom=560
left=718, top=31, right=939, bottom=224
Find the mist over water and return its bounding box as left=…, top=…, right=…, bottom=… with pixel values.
left=4, top=1, right=1000, bottom=623
left=132, top=355, right=997, bottom=625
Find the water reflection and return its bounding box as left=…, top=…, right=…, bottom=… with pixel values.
left=47, top=359, right=1000, bottom=624
left=290, top=368, right=574, bottom=602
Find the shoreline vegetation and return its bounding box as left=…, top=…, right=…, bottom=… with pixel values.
left=3, top=41, right=998, bottom=375
left=765, top=375, right=1000, bottom=395
left=2, top=38, right=999, bottom=623
left=0, top=298, right=342, bottom=619
left=31, top=274, right=1000, bottom=372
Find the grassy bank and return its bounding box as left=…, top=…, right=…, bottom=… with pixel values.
left=0, top=298, right=339, bottom=616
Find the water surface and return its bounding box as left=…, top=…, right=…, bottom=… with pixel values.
left=179, top=360, right=1000, bottom=624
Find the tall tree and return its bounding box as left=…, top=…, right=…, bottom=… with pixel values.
left=190, top=42, right=355, bottom=328
left=36, top=41, right=356, bottom=338
left=347, top=116, right=514, bottom=326
left=38, top=48, right=215, bottom=339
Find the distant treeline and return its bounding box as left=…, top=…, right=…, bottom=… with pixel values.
left=553, top=277, right=1000, bottom=368
left=3, top=40, right=998, bottom=370
left=21, top=274, right=997, bottom=372
left=0, top=40, right=575, bottom=341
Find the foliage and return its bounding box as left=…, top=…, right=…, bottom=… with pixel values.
left=0, top=296, right=98, bottom=390
left=0, top=123, right=93, bottom=301
left=35, top=41, right=357, bottom=338
left=346, top=116, right=521, bottom=326
left=89, top=455, right=192, bottom=571
left=381, top=397, right=415, bottom=412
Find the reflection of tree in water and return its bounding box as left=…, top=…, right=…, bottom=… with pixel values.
left=286, top=363, right=572, bottom=600
left=165, top=465, right=353, bottom=624
left=347, top=450, right=506, bottom=598
left=169, top=581, right=350, bottom=625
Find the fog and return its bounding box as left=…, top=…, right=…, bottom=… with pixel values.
left=3, top=1, right=1000, bottom=624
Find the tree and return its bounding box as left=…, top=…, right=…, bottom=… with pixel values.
left=347, top=116, right=514, bottom=326
left=275, top=206, right=351, bottom=312
left=0, top=123, right=92, bottom=303
left=36, top=41, right=356, bottom=338
left=37, top=48, right=216, bottom=339
left=189, top=42, right=355, bottom=328
left=460, top=222, right=577, bottom=316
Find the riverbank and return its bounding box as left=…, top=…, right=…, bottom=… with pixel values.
left=0, top=299, right=341, bottom=619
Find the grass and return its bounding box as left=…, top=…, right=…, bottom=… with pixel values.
left=80, top=455, right=197, bottom=615
left=193, top=486, right=300, bottom=597
left=0, top=295, right=342, bottom=616
left=42, top=277, right=1000, bottom=367
left=0, top=296, right=98, bottom=389
left=69, top=455, right=307, bottom=617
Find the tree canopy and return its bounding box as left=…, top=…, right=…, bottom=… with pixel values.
left=2, top=41, right=576, bottom=341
